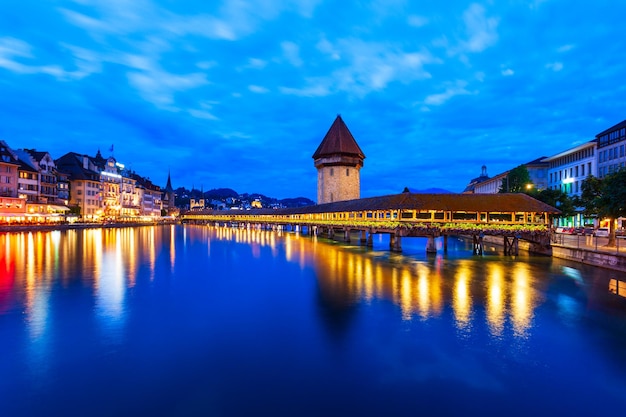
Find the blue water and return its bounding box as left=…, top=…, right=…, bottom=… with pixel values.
left=1, top=225, right=625, bottom=416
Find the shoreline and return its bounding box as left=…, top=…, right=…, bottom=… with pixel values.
left=3, top=222, right=626, bottom=273
left=0, top=220, right=179, bottom=233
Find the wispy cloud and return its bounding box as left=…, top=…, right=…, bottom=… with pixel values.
left=460, top=3, right=499, bottom=53
left=127, top=69, right=208, bottom=107
left=290, top=38, right=440, bottom=97
left=248, top=85, right=269, bottom=93
left=423, top=80, right=473, bottom=106
left=0, top=37, right=84, bottom=79
left=281, top=41, right=303, bottom=67
left=407, top=15, right=429, bottom=27
left=546, top=62, right=563, bottom=71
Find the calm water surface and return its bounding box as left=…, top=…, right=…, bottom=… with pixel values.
left=1, top=225, right=625, bottom=417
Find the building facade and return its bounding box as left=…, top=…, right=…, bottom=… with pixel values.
left=543, top=140, right=597, bottom=227
left=596, top=119, right=626, bottom=178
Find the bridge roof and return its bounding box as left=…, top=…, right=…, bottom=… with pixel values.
left=277, top=192, right=561, bottom=215
left=312, top=115, right=365, bottom=160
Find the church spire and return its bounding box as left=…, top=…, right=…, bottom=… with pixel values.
left=164, top=170, right=174, bottom=192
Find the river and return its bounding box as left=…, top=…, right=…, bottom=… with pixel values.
left=1, top=224, right=625, bottom=416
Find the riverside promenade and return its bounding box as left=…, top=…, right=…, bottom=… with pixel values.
left=549, top=233, right=626, bottom=273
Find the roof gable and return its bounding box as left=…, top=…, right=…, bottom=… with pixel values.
left=312, top=115, right=365, bottom=160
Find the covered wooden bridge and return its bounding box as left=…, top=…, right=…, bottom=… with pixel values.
left=180, top=192, right=560, bottom=255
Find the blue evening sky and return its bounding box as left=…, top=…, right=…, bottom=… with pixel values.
left=1, top=0, right=624, bottom=200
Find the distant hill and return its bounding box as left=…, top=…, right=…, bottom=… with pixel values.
left=279, top=197, right=315, bottom=207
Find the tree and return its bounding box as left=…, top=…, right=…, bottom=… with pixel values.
left=530, top=187, right=577, bottom=220
left=579, top=171, right=626, bottom=246
left=499, top=165, right=532, bottom=193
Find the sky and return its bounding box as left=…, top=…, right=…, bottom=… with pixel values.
left=1, top=0, right=625, bottom=201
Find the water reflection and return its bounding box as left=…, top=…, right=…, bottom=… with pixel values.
left=0, top=225, right=618, bottom=348
left=200, top=225, right=543, bottom=338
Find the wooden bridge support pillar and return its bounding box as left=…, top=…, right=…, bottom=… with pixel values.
left=503, top=235, right=520, bottom=256
left=426, top=236, right=437, bottom=254
left=473, top=234, right=483, bottom=255
left=390, top=233, right=402, bottom=252
left=344, top=229, right=351, bottom=242
left=328, top=228, right=334, bottom=239
left=367, top=230, right=373, bottom=248
left=360, top=230, right=367, bottom=244
left=443, top=235, right=448, bottom=252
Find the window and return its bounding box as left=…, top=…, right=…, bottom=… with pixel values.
left=330, top=168, right=334, bottom=176
left=346, top=168, right=349, bottom=176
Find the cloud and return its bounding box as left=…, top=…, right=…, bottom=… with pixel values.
left=407, top=15, right=429, bottom=27
left=248, top=85, right=269, bottom=93
left=188, top=109, right=219, bottom=120
left=281, top=41, right=303, bottom=67
left=546, top=62, right=563, bottom=71
left=501, top=68, right=514, bottom=76
left=557, top=44, right=575, bottom=53
left=423, top=80, right=473, bottom=106
left=0, top=37, right=85, bottom=80
left=127, top=69, right=208, bottom=107
left=291, top=38, right=440, bottom=97
left=461, top=3, right=499, bottom=53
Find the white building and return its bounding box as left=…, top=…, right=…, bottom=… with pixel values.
left=542, top=140, right=597, bottom=227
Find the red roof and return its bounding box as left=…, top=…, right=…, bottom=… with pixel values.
left=312, top=115, right=365, bottom=160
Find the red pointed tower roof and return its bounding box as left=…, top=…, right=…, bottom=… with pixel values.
left=312, top=115, right=365, bottom=160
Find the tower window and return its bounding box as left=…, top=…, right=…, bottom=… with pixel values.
left=330, top=168, right=334, bottom=176
left=346, top=168, right=349, bottom=176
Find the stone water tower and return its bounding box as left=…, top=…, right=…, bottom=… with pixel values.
left=313, top=115, right=365, bottom=204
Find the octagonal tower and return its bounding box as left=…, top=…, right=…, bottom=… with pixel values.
left=313, top=115, right=365, bottom=204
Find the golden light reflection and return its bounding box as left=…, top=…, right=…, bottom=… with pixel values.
left=24, top=232, right=49, bottom=339
left=510, top=263, right=533, bottom=337
left=399, top=268, right=415, bottom=320
left=486, top=263, right=505, bottom=337
left=453, top=262, right=472, bottom=330
left=609, top=278, right=626, bottom=298
left=170, top=224, right=176, bottom=270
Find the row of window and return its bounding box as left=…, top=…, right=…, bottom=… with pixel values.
left=598, top=127, right=626, bottom=147
left=547, top=147, right=594, bottom=168
left=598, top=162, right=626, bottom=178
left=598, top=144, right=626, bottom=162
left=549, top=162, right=592, bottom=184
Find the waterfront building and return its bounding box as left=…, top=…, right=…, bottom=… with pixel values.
left=0, top=141, right=26, bottom=222
left=16, top=149, right=69, bottom=221
left=543, top=140, right=597, bottom=227
left=99, top=153, right=122, bottom=219
left=130, top=173, right=163, bottom=217
left=313, top=115, right=365, bottom=204
left=15, top=155, right=39, bottom=203
left=56, top=152, right=104, bottom=221
left=462, top=165, right=490, bottom=193
left=472, top=158, right=548, bottom=194
left=596, top=119, right=626, bottom=178
left=120, top=174, right=140, bottom=219
left=0, top=141, right=20, bottom=198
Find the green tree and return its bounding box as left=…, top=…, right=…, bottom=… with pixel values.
left=579, top=171, right=626, bottom=246
left=531, top=187, right=576, bottom=220
left=499, top=165, right=532, bottom=193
